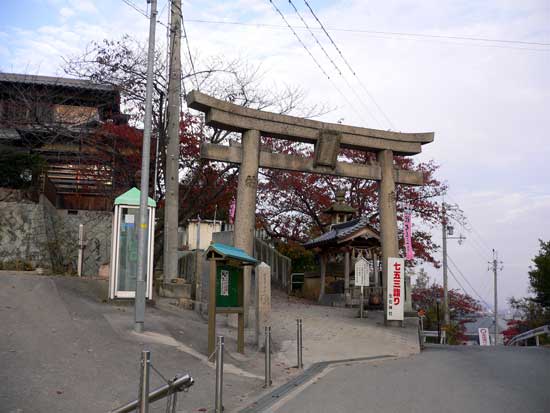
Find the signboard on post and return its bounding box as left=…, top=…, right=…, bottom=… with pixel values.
left=387, top=257, right=404, bottom=321
left=478, top=328, right=490, bottom=346
left=355, top=256, right=369, bottom=287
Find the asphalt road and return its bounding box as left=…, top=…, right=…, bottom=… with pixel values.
left=273, top=345, right=550, bottom=413
left=0, top=273, right=261, bottom=413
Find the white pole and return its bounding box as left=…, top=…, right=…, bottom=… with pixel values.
left=77, top=223, right=84, bottom=277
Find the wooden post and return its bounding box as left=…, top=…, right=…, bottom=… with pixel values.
left=319, top=254, right=326, bottom=302
left=208, top=258, right=217, bottom=356
left=344, top=249, right=350, bottom=305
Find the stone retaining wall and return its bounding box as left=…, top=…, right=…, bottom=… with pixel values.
left=0, top=194, right=112, bottom=276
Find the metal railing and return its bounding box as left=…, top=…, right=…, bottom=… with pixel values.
left=422, top=330, right=447, bottom=345
left=507, top=325, right=549, bottom=347
left=110, top=351, right=194, bottom=413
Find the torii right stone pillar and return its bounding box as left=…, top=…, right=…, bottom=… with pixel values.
left=377, top=150, right=399, bottom=325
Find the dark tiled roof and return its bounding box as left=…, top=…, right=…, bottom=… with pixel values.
left=0, top=72, right=117, bottom=92
left=304, top=216, right=379, bottom=248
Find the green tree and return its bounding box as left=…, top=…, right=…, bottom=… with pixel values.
left=528, top=240, right=550, bottom=309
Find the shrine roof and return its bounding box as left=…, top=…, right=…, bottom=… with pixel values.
left=303, top=216, right=380, bottom=249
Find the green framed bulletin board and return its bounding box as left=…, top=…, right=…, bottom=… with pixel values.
left=206, top=243, right=257, bottom=355
left=216, top=265, right=243, bottom=308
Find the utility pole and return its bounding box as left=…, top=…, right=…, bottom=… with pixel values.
left=163, top=0, right=182, bottom=282
left=441, top=201, right=465, bottom=329
left=135, top=0, right=157, bottom=333
left=489, top=250, right=503, bottom=345
left=441, top=204, right=450, bottom=326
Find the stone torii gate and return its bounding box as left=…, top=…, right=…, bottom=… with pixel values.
left=187, top=90, right=434, bottom=323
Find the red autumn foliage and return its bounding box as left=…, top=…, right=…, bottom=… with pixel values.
left=502, top=319, right=530, bottom=344
left=257, top=136, right=447, bottom=264
left=95, top=109, right=450, bottom=267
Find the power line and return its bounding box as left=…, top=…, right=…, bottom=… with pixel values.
left=266, top=0, right=369, bottom=125
left=121, top=0, right=148, bottom=17
left=120, top=0, right=199, bottom=91
left=175, top=1, right=199, bottom=90
left=445, top=192, right=493, bottom=256
left=303, top=0, right=356, bottom=74
left=287, top=0, right=381, bottom=126
left=448, top=254, right=491, bottom=308
left=183, top=18, right=550, bottom=48
left=288, top=0, right=341, bottom=75
left=121, top=0, right=171, bottom=31
left=302, top=0, right=395, bottom=130
left=267, top=0, right=331, bottom=80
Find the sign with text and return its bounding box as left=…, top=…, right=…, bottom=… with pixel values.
left=220, top=270, right=229, bottom=296
left=478, top=328, right=490, bottom=346
left=387, top=257, right=404, bottom=321
left=355, top=256, right=370, bottom=287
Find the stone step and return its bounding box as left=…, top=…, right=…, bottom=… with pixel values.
left=158, top=281, right=192, bottom=299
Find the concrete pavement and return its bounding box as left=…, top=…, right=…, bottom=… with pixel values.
left=0, top=272, right=421, bottom=412
left=268, top=345, right=550, bottom=413
left=0, top=273, right=261, bottom=412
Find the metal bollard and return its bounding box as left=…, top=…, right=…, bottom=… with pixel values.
left=215, top=336, right=224, bottom=413
left=138, top=350, right=151, bottom=413
left=296, top=319, right=303, bottom=369
left=264, top=326, right=272, bottom=387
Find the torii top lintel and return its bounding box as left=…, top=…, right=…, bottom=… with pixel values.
left=186, top=90, right=434, bottom=156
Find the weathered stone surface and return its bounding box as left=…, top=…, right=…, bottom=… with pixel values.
left=255, top=262, right=271, bottom=348
left=0, top=195, right=111, bottom=275
left=200, top=143, right=424, bottom=186
left=233, top=129, right=261, bottom=326
left=314, top=130, right=341, bottom=169
left=187, top=90, right=434, bottom=153
left=204, top=108, right=424, bottom=155
left=377, top=150, right=400, bottom=324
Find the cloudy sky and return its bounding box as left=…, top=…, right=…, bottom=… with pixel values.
left=1, top=0, right=549, bottom=310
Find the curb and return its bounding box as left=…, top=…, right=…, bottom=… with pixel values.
left=239, top=354, right=395, bottom=412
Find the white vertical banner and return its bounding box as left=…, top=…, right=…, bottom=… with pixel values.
left=478, top=328, right=490, bottom=346
left=387, top=257, right=404, bottom=321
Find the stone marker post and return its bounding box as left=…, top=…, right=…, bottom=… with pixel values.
left=255, top=262, right=271, bottom=348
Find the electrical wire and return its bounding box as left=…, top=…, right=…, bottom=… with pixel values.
left=287, top=0, right=382, bottom=126
left=268, top=0, right=331, bottom=80
left=266, top=0, right=369, bottom=125
left=176, top=2, right=200, bottom=90
left=182, top=19, right=550, bottom=48
left=302, top=0, right=395, bottom=130
left=448, top=254, right=492, bottom=308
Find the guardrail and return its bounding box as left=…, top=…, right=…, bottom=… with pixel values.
left=506, top=325, right=549, bottom=347
left=422, top=330, right=446, bottom=345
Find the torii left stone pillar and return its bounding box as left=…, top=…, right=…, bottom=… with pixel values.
left=233, top=129, right=260, bottom=325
